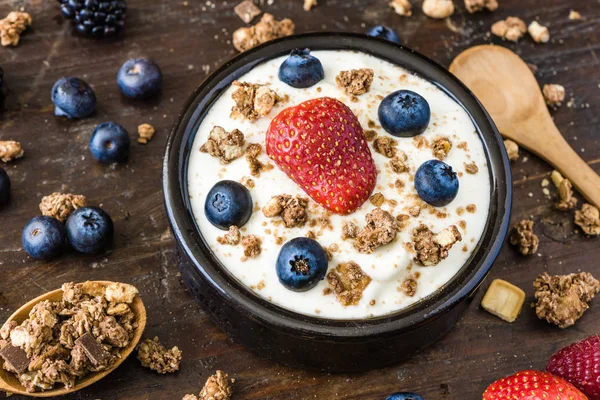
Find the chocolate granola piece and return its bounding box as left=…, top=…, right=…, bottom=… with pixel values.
left=232, top=13, right=294, bottom=52
left=217, top=225, right=241, bottom=245
left=491, top=17, right=526, bottom=41
left=373, top=136, right=398, bottom=158
left=354, top=208, right=398, bottom=254
left=335, top=68, right=374, bottom=96
left=241, top=235, right=262, bottom=259
left=230, top=81, right=284, bottom=122
left=233, top=0, right=261, bottom=23
left=0, top=11, right=31, bottom=47
left=75, top=333, right=107, bottom=366
left=137, top=336, right=182, bottom=374
left=341, top=221, right=359, bottom=240
left=542, top=84, right=565, bottom=107
left=533, top=272, right=600, bottom=328
left=389, top=151, right=409, bottom=173
left=262, top=195, right=308, bottom=228
left=464, top=0, right=497, bottom=13
left=200, top=370, right=233, bottom=400
left=575, top=203, right=600, bottom=236
left=0, top=140, right=24, bottom=162
left=464, top=161, right=479, bottom=174
left=412, top=224, right=462, bottom=266
left=509, top=219, right=539, bottom=255
left=432, top=137, right=452, bottom=160
left=200, top=126, right=245, bottom=164
left=389, top=0, right=412, bottom=16
left=326, top=261, right=372, bottom=306
left=0, top=344, right=30, bottom=373
left=39, top=192, right=87, bottom=223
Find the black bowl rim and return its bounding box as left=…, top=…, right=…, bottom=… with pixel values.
left=163, top=32, right=512, bottom=339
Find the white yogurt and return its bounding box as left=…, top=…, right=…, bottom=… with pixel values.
left=187, top=50, right=491, bottom=319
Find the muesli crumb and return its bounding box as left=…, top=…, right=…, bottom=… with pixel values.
left=200, top=126, right=245, bottom=164
left=0, top=140, right=24, bottom=162
left=245, top=142, right=273, bottom=177
left=241, top=235, right=262, bottom=260
left=373, top=136, right=398, bottom=158
left=464, top=161, right=479, bottom=174
left=303, top=0, right=317, bottom=11
left=363, top=129, right=378, bottom=142
left=528, top=21, right=550, bottom=43
left=395, top=214, right=411, bottom=230
left=240, top=176, right=255, bottom=189
left=389, top=0, right=412, bottom=16
left=509, top=219, right=539, bottom=255
left=217, top=226, right=241, bottom=245
left=137, top=336, right=182, bottom=374
left=262, top=194, right=308, bottom=228
left=464, top=0, right=498, bottom=13
left=354, top=208, right=398, bottom=254
left=503, top=139, right=519, bottom=161
left=399, top=276, right=418, bottom=297
left=389, top=151, right=409, bottom=173
left=341, top=221, right=359, bottom=240
left=326, top=261, right=372, bottom=306
left=569, top=10, right=581, bottom=20
left=574, top=203, right=600, bottom=236
left=412, top=224, right=462, bottom=266
left=550, top=170, right=577, bottom=211
left=39, top=192, right=87, bottom=223
left=197, top=370, right=233, bottom=400
left=137, top=123, right=155, bottom=144
left=491, top=17, right=526, bottom=42
left=422, top=0, right=454, bottom=19
left=336, top=68, right=374, bottom=96
left=542, top=84, right=565, bottom=107
left=533, top=272, right=600, bottom=328
left=0, top=11, right=31, bottom=47
left=230, top=81, right=284, bottom=122
left=369, top=192, right=385, bottom=207
left=432, top=137, right=452, bottom=160
left=233, top=0, right=261, bottom=23
left=232, top=13, right=294, bottom=52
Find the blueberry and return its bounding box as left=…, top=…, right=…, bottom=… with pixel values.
left=89, top=122, right=130, bottom=163
left=278, top=49, right=324, bottom=89
left=117, top=58, right=163, bottom=99
left=386, top=393, right=424, bottom=400
left=66, top=206, right=114, bottom=253
left=415, top=160, right=459, bottom=207
left=366, top=25, right=402, bottom=44
left=378, top=90, right=430, bottom=137
left=276, top=237, right=328, bottom=292
left=0, top=167, right=10, bottom=208
left=51, top=77, right=97, bottom=119
left=22, top=216, right=66, bottom=260
left=204, top=180, right=252, bottom=230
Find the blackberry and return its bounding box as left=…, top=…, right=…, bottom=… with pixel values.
left=57, top=0, right=126, bottom=37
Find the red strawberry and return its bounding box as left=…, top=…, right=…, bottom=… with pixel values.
left=483, top=370, right=587, bottom=400
left=547, top=335, right=600, bottom=399
left=266, top=97, right=377, bottom=215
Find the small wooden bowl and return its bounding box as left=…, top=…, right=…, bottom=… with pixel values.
left=0, top=281, right=146, bottom=397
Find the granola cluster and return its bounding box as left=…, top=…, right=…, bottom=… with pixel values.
left=326, top=261, right=372, bottom=306
left=412, top=224, right=462, bottom=266
left=575, top=203, right=600, bottom=236
left=184, top=370, right=233, bottom=400
left=0, top=282, right=139, bottom=393
left=245, top=142, right=272, bottom=177
left=509, top=219, right=539, bottom=255
left=39, top=193, right=87, bottom=223
left=262, top=194, right=309, bottom=228
left=550, top=170, right=577, bottom=211
left=136, top=336, right=182, bottom=374
left=491, top=17, right=526, bottom=42
left=422, top=0, right=454, bottom=19
left=464, top=0, right=498, bottom=13
left=230, top=81, right=284, bottom=122
left=217, top=225, right=241, bottom=246
left=0, top=11, right=31, bottom=47
left=542, top=84, right=565, bottom=107
left=0, top=140, right=24, bottom=162
left=354, top=208, right=398, bottom=254
left=137, top=123, right=156, bottom=144
left=232, top=13, right=294, bottom=52
left=389, top=0, right=412, bottom=17
left=335, top=68, right=374, bottom=96
left=389, top=151, right=410, bottom=173
left=503, top=139, right=519, bottom=162
left=528, top=21, right=550, bottom=43
left=241, top=234, right=262, bottom=260
left=533, top=272, right=600, bottom=328
left=373, top=136, right=398, bottom=159
left=200, top=126, right=245, bottom=164
left=432, top=137, right=452, bottom=160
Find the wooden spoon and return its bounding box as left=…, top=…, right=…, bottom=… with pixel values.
left=449, top=45, right=600, bottom=208
left=0, top=281, right=146, bottom=397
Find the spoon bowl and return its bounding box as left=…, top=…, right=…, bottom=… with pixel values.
left=450, top=45, right=600, bottom=208
left=0, top=281, right=146, bottom=397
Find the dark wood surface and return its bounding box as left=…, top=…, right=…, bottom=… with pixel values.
left=0, top=0, right=598, bottom=398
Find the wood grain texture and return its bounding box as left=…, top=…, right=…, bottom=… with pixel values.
left=0, top=0, right=598, bottom=398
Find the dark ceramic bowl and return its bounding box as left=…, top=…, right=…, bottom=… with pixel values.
left=163, top=32, right=512, bottom=372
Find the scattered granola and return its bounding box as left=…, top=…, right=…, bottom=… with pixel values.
left=241, top=235, right=262, bottom=260
left=200, top=370, right=233, bottom=400
left=550, top=170, right=577, bottom=211
left=39, top=192, right=87, bottom=223
left=464, top=161, right=479, bottom=174
left=230, top=81, right=284, bottom=122
left=240, top=176, right=255, bottom=189
left=303, top=0, right=317, bottom=12
left=422, top=0, right=454, bottom=19
left=0, top=140, right=24, bottom=162
left=389, top=151, right=409, bottom=173
left=137, top=123, right=155, bottom=144
left=533, top=272, right=600, bottom=328
left=335, top=68, right=374, bottom=96
left=326, top=261, right=372, bottom=306
left=233, top=0, right=261, bottom=23
left=491, top=17, right=526, bottom=42
left=0, top=11, right=31, bottom=47
left=217, top=225, right=241, bottom=245
left=464, top=0, right=498, bottom=13
left=568, top=10, right=581, bottom=20
left=373, top=136, right=398, bottom=158
left=200, top=126, right=245, bottom=164
left=503, top=139, right=519, bottom=161
left=262, top=194, right=308, bottom=228
left=341, top=221, right=359, bottom=240
left=354, top=208, right=398, bottom=254
left=232, top=13, right=294, bottom=52
left=509, top=219, right=539, bottom=255
left=363, top=129, right=378, bottom=142
left=412, top=224, right=462, bottom=266
left=528, top=21, right=550, bottom=43
left=400, top=276, right=418, bottom=297
left=542, top=84, right=565, bottom=107
left=574, top=203, right=600, bottom=236
left=369, top=192, right=385, bottom=207
left=245, top=142, right=273, bottom=177
left=432, top=137, right=452, bottom=160
left=0, top=281, right=139, bottom=393
left=389, top=0, right=412, bottom=16
left=137, top=336, right=182, bottom=374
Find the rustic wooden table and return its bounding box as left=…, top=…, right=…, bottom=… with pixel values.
left=0, top=0, right=598, bottom=398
